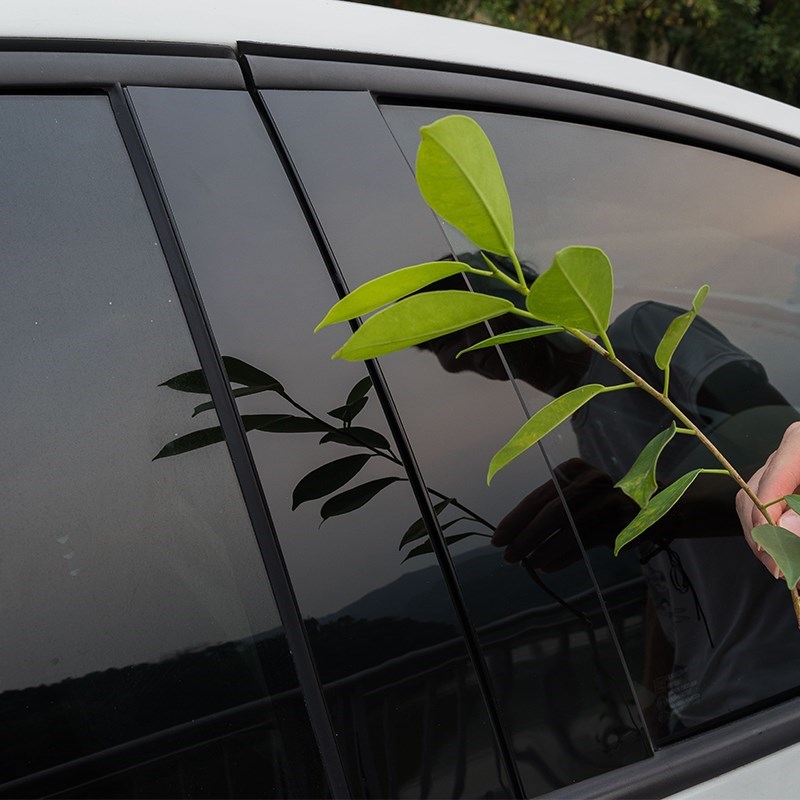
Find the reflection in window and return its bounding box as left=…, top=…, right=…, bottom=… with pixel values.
left=262, top=89, right=652, bottom=795
left=0, top=95, right=324, bottom=797
left=382, top=104, right=800, bottom=741
left=131, top=87, right=513, bottom=799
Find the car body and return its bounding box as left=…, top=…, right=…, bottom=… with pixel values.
left=3, top=1, right=800, bottom=797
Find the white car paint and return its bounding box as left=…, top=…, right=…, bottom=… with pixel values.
left=666, top=740, right=800, bottom=800
left=4, top=0, right=800, bottom=143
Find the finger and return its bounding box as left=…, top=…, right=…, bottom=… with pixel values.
left=757, top=422, right=800, bottom=522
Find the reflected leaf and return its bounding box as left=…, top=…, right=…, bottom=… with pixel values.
left=399, top=498, right=452, bottom=549
left=402, top=532, right=478, bottom=562
left=159, top=369, right=210, bottom=394
left=488, top=384, right=608, bottom=484
left=751, top=523, right=800, bottom=589
left=320, top=477, right=405, bottom=522
left=333, top=291, right=514, bottom=361
left=614, top=470, right=702, bottom=555
left=316, top=261, right=483, bottom=330
left=526, top=246, right=613, bottom=334
left=153, top=427, right=225, bottom=459
left=193, top=385, right=286, bottom=417
left=456, top=325, right=564, bottom=358
left=417, top=115, right=515, bottom=256
left=160, top=356, right=283, bottom=395
left=615, top=423, right=677, bottom=508
left=346, top=376, right=373, bottom=406
left=292, top=454, right=372, bottom=509
left=243, top=414, right=333, bottom=434
left=328, top=395, right=369, bottom=423
left=320, top=426, right=391, bottom=450
left=222, top=356, right=284, bottom=392
left=654, top=285, right=709, bottom=371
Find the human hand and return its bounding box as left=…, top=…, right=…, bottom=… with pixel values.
left=736, top=421, right=800, bottom=579
left=491, top=458, right=638, bottom=570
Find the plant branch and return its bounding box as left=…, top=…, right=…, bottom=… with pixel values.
left=279, top=390, right=405, bottom=466
left=564, top=327, right=772, bottom=523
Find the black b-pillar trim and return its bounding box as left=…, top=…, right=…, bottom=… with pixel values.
left=240, top=68, right=526, bottom=799
left=108, top=84, right=351, bottom=799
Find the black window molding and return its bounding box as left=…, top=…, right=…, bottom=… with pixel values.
left=0, top=46, right=244, bottom=89
left=541, top=696, right=800, bottom=800
left=243, top=47, right=800, bottom=177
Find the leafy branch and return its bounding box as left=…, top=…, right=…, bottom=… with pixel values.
left=317, top=113, right=800, bottom=624
left=155, top=357, right=490, bottom=559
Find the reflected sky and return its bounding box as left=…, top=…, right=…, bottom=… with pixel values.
left=0, top=96, right=281, bottom=692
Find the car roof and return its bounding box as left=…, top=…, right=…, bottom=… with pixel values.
left=6, top=0, right=800, bottom=143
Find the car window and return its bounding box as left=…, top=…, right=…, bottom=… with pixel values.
left=382, top=103, right=800, bottom=743
left=259, top=89, right=654, bottom=795
left=0, top=94, right=326, bottom=798
left=129, top=86, right=516, bottom=799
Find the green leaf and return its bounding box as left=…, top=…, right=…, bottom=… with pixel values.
left=153, top=427, right=225, bottom=459
left=525, top=246, right=614, bottom=334
left=456, top=325, right=564, bottom=357
left=243, top=415, right=333, bottom=434
left=292, top=454, right=372, bottom=509
left=488, top=384, right=608, bottom=484
left=315, top=261, right=482, bottom=331
left=192, top=385, right=284, bottom=417
left=320, top=427, right=391, bottom=450
left=222, top=357, right=284, bottom=392
left=328, top=396, right=369, bottom=423
left=320, top=477, right=404, bottom=522
left=416, top=115, right=515, bottom=256
left=785, top=495, right=800, bottom=515
left=613, top=470, right=702, bottom=555
left=402, top=533, right=477, bottom=562
left=615, top=423, right=677, bottom=508
left=654, top=285, right=709, bottom=371
left=346, top=376, right=373, bottom=405
left=333, top=291, right=514, bottom=361
left=751, top=524, right=800, bottom=589
left=399, top=498, right=452, bottom=549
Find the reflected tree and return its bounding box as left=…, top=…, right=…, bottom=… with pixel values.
left=155, top=356, right=491, bottom=561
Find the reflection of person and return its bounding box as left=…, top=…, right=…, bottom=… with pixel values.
left=420, top=254, right=800, bottom=731
left=737, top=421, right=800, bottom=577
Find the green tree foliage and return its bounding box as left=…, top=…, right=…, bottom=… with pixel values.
left=353, top=0, right=800, bottom=105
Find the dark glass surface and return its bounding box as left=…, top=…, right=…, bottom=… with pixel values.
left=131, top=86, right=512, bottom=799
left=0, top=95, right=322, bottom=798
left=262, top=89, right=652, bottom=794
left=382, top=104, right=800, bottom=741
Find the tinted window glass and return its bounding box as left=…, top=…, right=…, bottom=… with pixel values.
left=131, top=86, right=513, bottom=799
left=0, top=95, right=322, bottom=798
left=382, top=103, right=800, bottom=741
left=262, top=90, right=652, bottom=794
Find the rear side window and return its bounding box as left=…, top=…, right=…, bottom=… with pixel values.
left=382, top=103, right=800, bottom=743
left=0, top=95, right=325, bottom=798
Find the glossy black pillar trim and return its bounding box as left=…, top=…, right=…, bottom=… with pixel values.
left=243, top=70, right=526, bottom=799
left=107, top=85, right=350, bottom=800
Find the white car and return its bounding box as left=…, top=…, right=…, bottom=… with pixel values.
left=3, top=2, right=800, bottom=798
